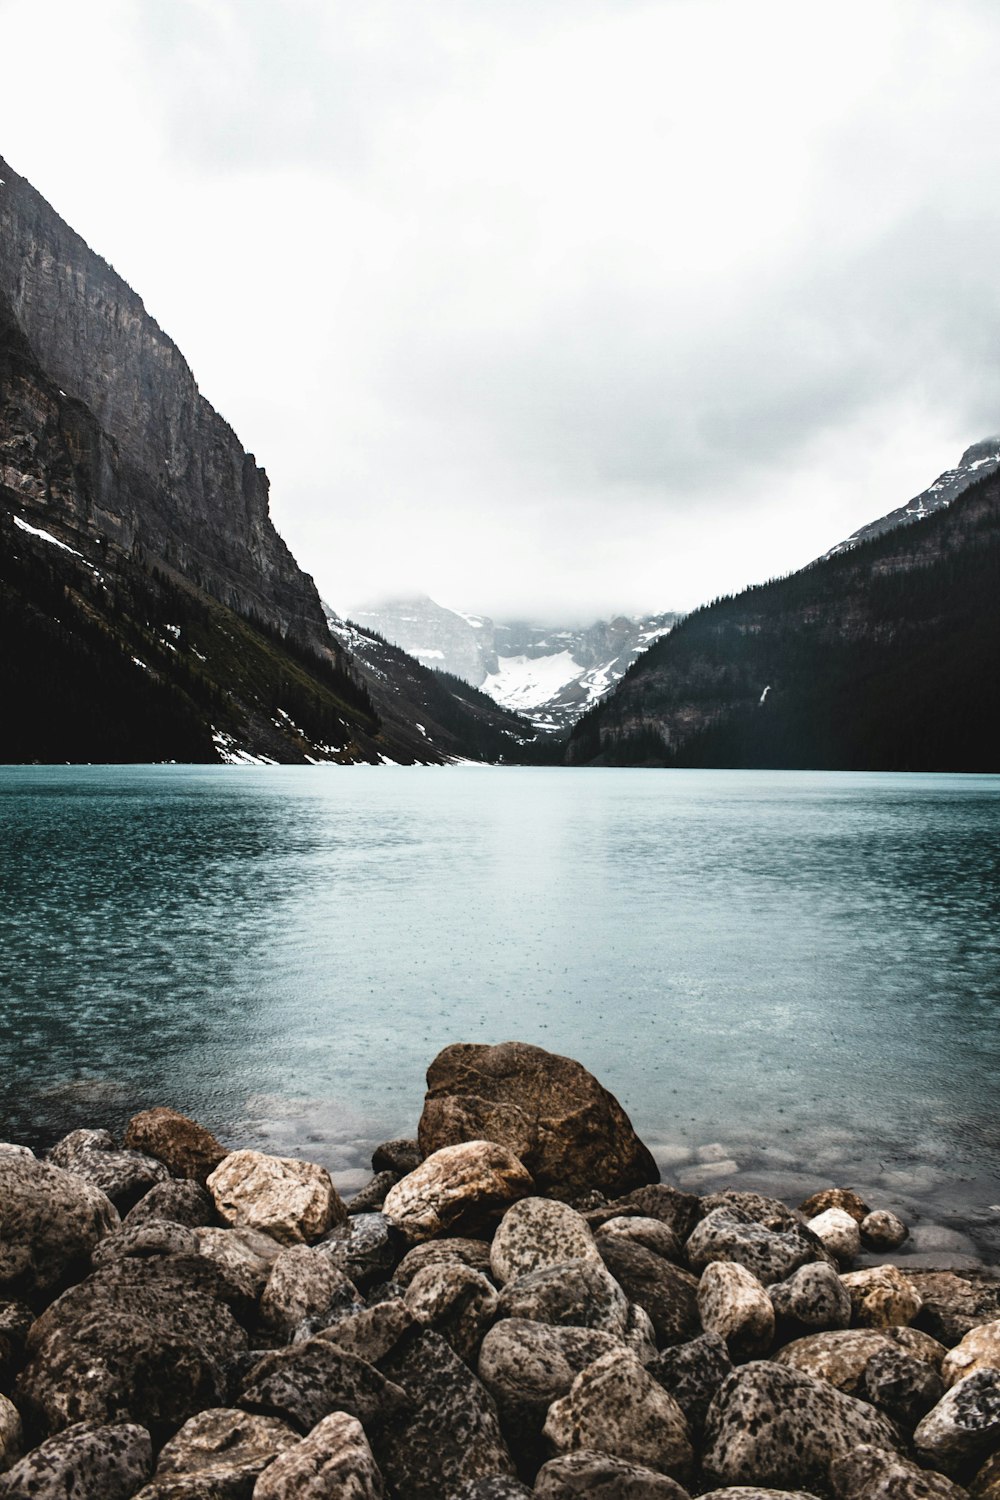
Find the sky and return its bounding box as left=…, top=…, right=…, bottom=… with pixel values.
left=3, top=0, right=1000, bottom=622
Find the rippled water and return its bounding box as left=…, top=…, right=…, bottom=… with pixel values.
left=2, top=765, right=999, bottom=1260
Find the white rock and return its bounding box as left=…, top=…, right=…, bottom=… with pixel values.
left=698, top=1261, right=775, bottom=1359
left=206, top=1150, right=345, bottom=1245
left=942, top=1320, right=1000, bottom=1389
left=0, top=1393, right=23, bottom=1474
left=807, top=1207, right=861, bottom=1263
left=490, top=1196, right=600, bottom=1284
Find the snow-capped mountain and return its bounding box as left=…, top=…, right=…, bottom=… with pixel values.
left=824, top=437, right=1000, bottom=558
left=345, top=595, right=679, bottom=732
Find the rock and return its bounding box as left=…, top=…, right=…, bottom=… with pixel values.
left=491, top=1198, right=601, bottom=1284
left=260, top=1245, right=361, bottom=1341
left=646, top=1332, right=733, bottom=1434
left=861, top=1210, right=910, bottom=1251
left=775, top=1330, right=903, bottom=1395
left=496, top=1260, right=630, bottom=1338
left=207, top=1151, right=345, bottom=1246
left=123, top=1108, right=228, bottom=1184
left=769, top=1261, right=853, bottom=1332
left=16, top=1256, right=248, bottom=1437
left=48, top=1128, right=170, bottom=1212
left=139, top=1407, right=299, bottom=1496
left=253, top=1411, right=385, bottom=1499
left=0, top=1152, right=119, bottom=1300
left=377, top=1328, right=517, bottom=1500
left=830, top=1443, right=969, bottom=1500
left=0, top=1394, right=22, bottom=1473
left=596, top=1237, right=700, bottom=1346
left=395, top=1237, right=494, bottom=1288
left=892, top=1326, right=949, bottom=1368
left=123, top=1180, right=217, bottom=1230
left=478, top=1318, right=622, bottom=1464
left=686, top=1206, right=830, bottom=1287
left=799, top=1188, right=871, bottom=1224
left=382, top=1141, right=533, bottom=1242
left=194, top=1226, right=282, bottom=1299
left=347, top=1172, right=397, bottom=1215
left=842, top=1267, right=922, bottom=1328
left=543, top=1348, right=693, bottom=1479
left=372, top=1139, right=422, bottom=1176
left=318, top=1212, right=401, bottom=1290
left=624, top=1303, right=659, bottom=1364
left=404, top=1262, right=498, bottom=1363
left=698, top=1262, right=775, bottom=1359
left=318, top=1300, right=416, bottom=1365
left=914, top=1368, right=1000, bottom=1467
left=972, top=1449, right=1000, bottom=1499
left=863, top=1346, right=945, bottom=1427
left=417, top=1042, right=658, bottom=1201
left=595, top=1216, right=684, bottom=1265
left=534, top=1449, right=691, bottom=1498
left=807, top=1208, right=862, bottom=1264
left=699, top=1192, right=805, bottom=1229
left=588, top=1186, right=700, bottom=1244
left=238, top=1339, right=409, bottom=1435
left=0, top=1301, right=33, bottom=1392
left=701, top=1491, right=820, bottom=1500
left=452, top=1479, right=533, bottom=1500
left=91, top=1221, right=200, bottom=1269
left=944, top=1323, right=1000, bottom=1389
left=702, top=1360, right=900, bottom=1492
left=0, top=1420, right=152, bottom=1499
left=908, top=1274, right=1000, bottom=1347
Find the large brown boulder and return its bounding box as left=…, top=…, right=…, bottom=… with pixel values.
left=417, top=1043, right=658, bottom=1201
left=123, top=1109, right=228, bottom=1185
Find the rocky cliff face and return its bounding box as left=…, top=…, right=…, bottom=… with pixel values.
left=0, top=155, right=329, bottom=651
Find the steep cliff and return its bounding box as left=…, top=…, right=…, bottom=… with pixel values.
left=568, top=467, right=1000, bottom=771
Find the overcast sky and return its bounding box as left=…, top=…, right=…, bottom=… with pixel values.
left=4, top=0, right=1000, bottom=621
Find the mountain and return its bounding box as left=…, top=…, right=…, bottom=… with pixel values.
left=824, top=437, right=1000, bottom=558
left=349, top=594, right=679, bottom=732
left=0, top=157, right=537, bottom=765
left=567, top=456, right=1000, bottom=771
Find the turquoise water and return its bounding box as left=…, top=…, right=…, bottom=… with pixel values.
left=2, top=766, right=999, bottom=1257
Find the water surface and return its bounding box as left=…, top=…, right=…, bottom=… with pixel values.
left=2, top=766, right=998, bottom=1260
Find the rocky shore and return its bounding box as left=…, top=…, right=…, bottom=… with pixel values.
left=2, top=1041, right=1000, bottom=1499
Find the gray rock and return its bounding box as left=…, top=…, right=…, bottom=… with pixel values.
left=396, top=1236, right=494, bottom=1288
left=347, top=1172, right=397, bottom=1215
left=91, top=1221, right=200, bottom=1269
left=646, top=1332, right=733, bottom=1434
left=906, top=1273, right=1000, bottom=1347
left=317, top=1299, right=416, bottom=1365
left=0, top=1420, right=152, bottom=1499
left=697, top=1262, right=775, bottom=1360
left=702, top=1359, right=901, bottom=1492
left=259, top=1245, right=361, bottom=1341
left=543, top=1349, right=693, bottom=1479
left=686, top=1206, right=831, bottom=1286
left=914, top=1367, right=1000, bottom=1467
left=478, top=1318, right=622, bottom=1464
left=48, top=1128, right=170, bottom=1212
left=253, top=1411, right=384, bottom=1499
left=861, top=1210, right=910, bottom=1252
left=700, top=1192, right=806, bottom=1229
left=318, top=1212, right=401, bottom=1289
left=0, top=1394, right=22, bottom=1474
left=829, top=1443, right=969, bottom=1500
left=491, top=1197, right=601, bottom=1285
left=863, top=1346, right=945, bottom=1428
left=452, top=1478, right=533, bottom=1499
left=587, top=1186, right=700, bottom=1244
left=624, top=1302, right=659, bottom=1364
left=123, top=1181, right=216, bottom=1231
left=0, top=1153, right=119, bottom=1300
left=377, top=1328, right=516, bottom=1500
left=497, top=1260, right=629, bottom=1338
left=16, top=1256, right=248, bottom=1438
left=139, top=1407, right=299, bottom=1497
left=775, top=1330, right=905, bottom=1396
left=534, top=1448, right=691, bottom=1497
left=404, top=1262, right=498, bottom=1363
left=194, top=1226, right=282, bottom=1301
left=768, top=1261, right=853, bottom=1332
left=0, top=1302, right=33, bottom=1392
left=596, top=1237, right=700, bottom=1346
left=700, top=1491, right=820, bottom=1500
left=372, top=1139, right=422, bottom=1176
left=238, top=1338, right=409, bottom=1434
left=595, top=1215, right=684, bottom=1265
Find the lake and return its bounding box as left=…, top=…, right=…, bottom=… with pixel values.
left=2, top=765, right=999, bottom=1263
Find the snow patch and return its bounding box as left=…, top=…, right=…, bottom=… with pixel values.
left=13, top=515, right=83, bottom=557
left=482, top=651, right=584, bottom=712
